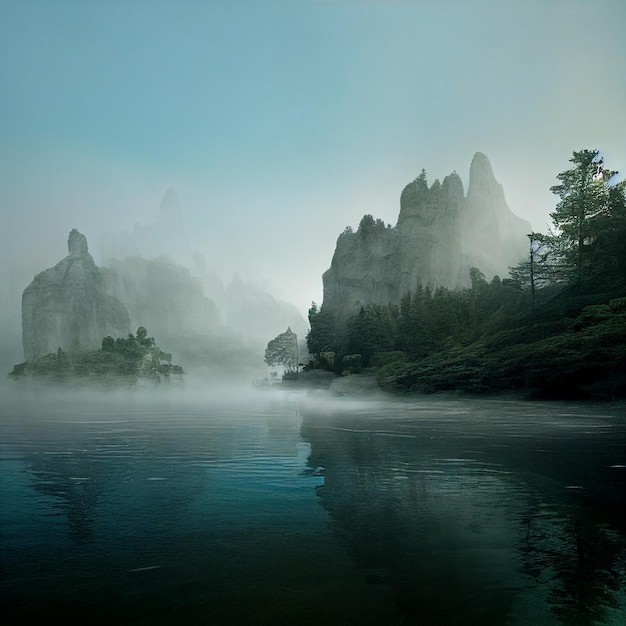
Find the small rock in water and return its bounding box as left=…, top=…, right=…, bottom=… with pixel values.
left=302, top=466, right=325, bottom=476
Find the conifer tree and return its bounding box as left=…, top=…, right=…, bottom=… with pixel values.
left=550, top=149, right=617, bottom=289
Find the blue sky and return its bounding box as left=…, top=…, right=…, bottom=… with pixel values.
left=1, top=0, right=625, bottom=318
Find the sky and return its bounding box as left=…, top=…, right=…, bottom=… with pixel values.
left=1, top=0, right=625, bottom=339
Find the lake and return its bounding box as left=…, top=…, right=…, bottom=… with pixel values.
left=1, top=382, right=625, bottom=625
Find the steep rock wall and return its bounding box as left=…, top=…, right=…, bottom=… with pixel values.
left=102, top=257, right=221, bottom=348
left=22, top=230, right=130, bottom=360
left=322, top=153, right=531, bottom=316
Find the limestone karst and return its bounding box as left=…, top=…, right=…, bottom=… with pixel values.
left=21, top=229, right=130, bottom=360
left=101, top=256, right=221, bottom=347
left=322, top=153, right=532, bottom=316
left=19, top=214, right=307, bottom=374
left=99, top=188, right=308, bottom=344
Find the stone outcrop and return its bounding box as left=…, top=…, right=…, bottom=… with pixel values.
left=322, top=153, right=531, bottom=316
left=22, top=230, right=130, bottom=360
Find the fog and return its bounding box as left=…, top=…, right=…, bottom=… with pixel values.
left=1, top=1, right=625, bottom=370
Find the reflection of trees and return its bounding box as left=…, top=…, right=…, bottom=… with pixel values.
left=519, top=500, right=624, bottom=625
left=300, top=407, right=626, bottom=626
left=301, top=413, right=521, bottom=625
left=26, top=452, right=101, bottom=543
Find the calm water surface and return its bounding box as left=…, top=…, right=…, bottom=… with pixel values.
left=1, top=382, right=625, bottom=625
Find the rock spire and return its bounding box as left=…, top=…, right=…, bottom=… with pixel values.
left=322, top=153, right=531, bottom=317
left=22, top=230, right=130, bottom=360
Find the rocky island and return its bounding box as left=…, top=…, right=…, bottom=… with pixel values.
left=13, top=230, right=183, bottom=383
left=11, top=326, right=183, bottom=382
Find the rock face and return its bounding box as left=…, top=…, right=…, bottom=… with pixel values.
left=22, top=230, right=130, bottom=360
left=322, top=153, right=531, bottom=316
left=102, top=256, right=221, bottom=347
left=460, top=153, right=531, bottom=278
left=99, top=188, right=308, bottom=346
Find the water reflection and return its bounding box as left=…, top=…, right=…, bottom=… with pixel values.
left=26, top=454, right=100, bottom=542
left=0, top=388, right=399, bottom=625
left=299, top=397, right=626, bottom=625
left=2, top=387, right=625, bottom=625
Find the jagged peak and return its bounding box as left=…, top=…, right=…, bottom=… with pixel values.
left=442, top=171, right=464, bottom=198
left=470, top=152, right=493, bottom=173
left=68, top=229, right=89, bottom=257
left=468, top=152, right=498, bottom=197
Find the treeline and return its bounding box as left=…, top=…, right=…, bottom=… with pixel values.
left=10, top=326, right=183, bottom=382
left=306, top=149, right=626, bottom=399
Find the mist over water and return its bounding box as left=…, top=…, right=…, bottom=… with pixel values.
left=1, top=383, right=625, bottom=625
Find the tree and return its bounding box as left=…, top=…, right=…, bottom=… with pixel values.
left=509, top=232, right=559, bottom=308
left=101, top=336, right=115, bottom=352
left=346, top=305, right=396, bottom=366
left=550, top=149, right=617, bottom=290
left=136, top=326, right=155, bottom=347
left=306, top=304, right=339, bottom=367
left=586, top=178, right=626, bottom=289
left=265, top=327, right=299, bottom=370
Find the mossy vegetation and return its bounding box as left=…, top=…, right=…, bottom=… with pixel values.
left=10, top=326, right=183, bottom=383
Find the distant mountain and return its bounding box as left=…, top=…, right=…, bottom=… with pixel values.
left=99, top=188, right=308, bottom=343
left=322, top=153, right=531, bottom=317
left=99, top=188, right=193, bottom=268
left=102, top=256, right=221, bottom=348
left=225, top=273, right=308, bottom=342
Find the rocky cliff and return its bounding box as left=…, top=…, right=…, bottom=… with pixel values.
left=99, top=188, right=308, bottom=345
left=102, top=256, right=221, bottom=347
left=22, top=230, right=130, bottom=360
left=322, top=153, right=531, bottom=315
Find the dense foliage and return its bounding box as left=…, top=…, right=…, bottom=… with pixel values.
left=264, top=327, right=300, bottom=370
left=10, top=326, right=183, bottom=382
left=306, top=150, right=626, bottom=399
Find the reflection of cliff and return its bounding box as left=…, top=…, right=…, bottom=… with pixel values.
left=299, top=405, right=626, bottom=625
left=16, top=396, right=305, bottom=546
left=301, top=410, right=521, bottom=624
left=26, top=452, right=101, bottom=543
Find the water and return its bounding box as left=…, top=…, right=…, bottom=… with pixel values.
left=1, top=383, right=625, bottom=625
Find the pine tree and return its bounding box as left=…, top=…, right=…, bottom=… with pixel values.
left=550, top=149, right=617, bottom=290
